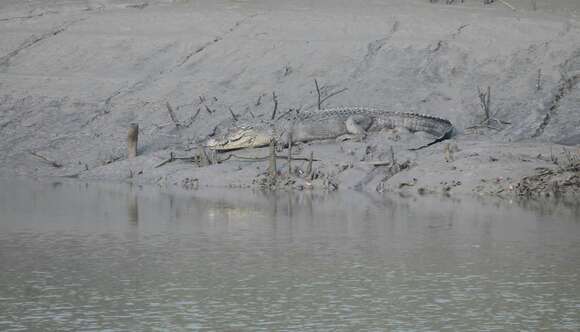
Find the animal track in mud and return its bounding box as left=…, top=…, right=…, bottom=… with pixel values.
left=177, top=13, right=259, bottom=68
left=0, top=19, right=84, bottom=67
left=83, top=12, right=261, bottom=126
left=532, top=73, right=579, bottom=138
left=351, top=20, right=399, bottom=79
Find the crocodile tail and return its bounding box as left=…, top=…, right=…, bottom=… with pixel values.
left=408, top=126, right=454, bottom=151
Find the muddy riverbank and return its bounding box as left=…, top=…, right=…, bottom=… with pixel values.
left=1, top=0, right=579, bottom=197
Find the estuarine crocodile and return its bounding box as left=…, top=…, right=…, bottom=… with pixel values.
left=206, top=107, right=454, bottom=151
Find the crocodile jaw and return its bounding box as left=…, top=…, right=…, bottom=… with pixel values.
left=206, top=128, right=273, bottom=151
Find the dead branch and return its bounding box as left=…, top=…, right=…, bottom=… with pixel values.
left=269, top=139, right=277, bottom=178
left=229, top=154, right=319, bottom=162
left=314, top=78, right=348, bottom=109
left=165, top=102, right=180, bottom=128
left=199, top=96, right=214, bottom=114
left=478, top=86, right=491, bottom=121
left=315, top=79, right=322, bottom=109
left=287, top=132, right=293, bottom=176
left=182, top=108, right=201, bottom=127
left=270, top=92, right=278, bottom=120
left=276, top=106, right=301, bottom=121
left=306, top=151, right=314, bottom=178
left=154, top=152, right=175, bottom=168
left=228, top=107, right=238, bottom=121
left=320, top=88, right=348, bottom=106
left=360, top=161, right=394, bottom=167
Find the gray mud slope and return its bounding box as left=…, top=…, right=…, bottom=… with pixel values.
left=0, top=0, right=579, bottom=185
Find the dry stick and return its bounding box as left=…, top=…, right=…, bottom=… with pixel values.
left=319, top=87, right=348, bottom=106
left=478, top=86, right=491, bottom=121
left=270, top=92, right=278, bottom=120
left=127, top=123, right=139, bottom=159
left=29, top=151, right=62, bottom=168
left=360, top=161, right=393, bottom=167
left=306, top=151, right=314, bottom=178
left=165, top=102, right=180, bottom=128
left=154, top=151, right=175, bottom=168
left=268, top=139, right=277, bottom=178
left=183, top=108, right=201, bottom=127
left=256, top=94, right=262, bottom=106
left=486, top=86, right=491, bottom=119
left=228, top=107, right=238, bottom=121
left=198, top=147, right=211, bottom=166
left=199, top=96, right=213, bottom=114
left=314, top=79, right=322, bottom=109
left=277, top=106, right=302, bottom=121
left=287, top=132, right=293, bottom=176
left=536, top=69, right=542, bottom=91
left=229, top=154, right=319, bottom=162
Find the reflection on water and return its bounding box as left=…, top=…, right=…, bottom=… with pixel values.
left=0, top=179, right=579, bottom=331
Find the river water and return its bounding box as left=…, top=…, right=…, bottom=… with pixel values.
left=0, top=179, right=579, bottom=331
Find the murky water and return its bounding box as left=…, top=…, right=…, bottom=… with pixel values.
left=0, top=179, right=579, bottom=331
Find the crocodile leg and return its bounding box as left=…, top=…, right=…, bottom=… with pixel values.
left=337, top=114, right=373, bottom=142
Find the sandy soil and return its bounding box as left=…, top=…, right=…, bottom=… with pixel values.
left=0, top=0, right=579, bottom=197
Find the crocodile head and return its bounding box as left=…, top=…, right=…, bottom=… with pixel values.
left=205, top=125, right=274, bottom=151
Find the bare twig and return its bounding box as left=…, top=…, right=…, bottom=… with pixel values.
left=198, top=147, right=211, bottom=166
left=361, top=161, right=394, bottom=167
left=320, top=87, right=348, bottom=106
left=536, top=69, right=542, bottom=91
left=478, top=86, right=491, bottom=121
left=182, top=108, right=201, bottom=127
left=287, top=132, right=293, bottom=176
left=271, top=92, right=278, bottom=120
left=314, top=78, right=348, bottom=109
left=228, top=107, right=238, bottom=121
left=165, top=102, right=180, bottom=128
left=229, top=154, right=319, bottom=162
left=269, top=139, right=277, bottom=178
left=29, top=151, right=62, bottom=168
left=276, top=106, right=301, bottom=121
left=306, top=151, right=314, bottom=178
left=256, top=94, right=262, bottom=106
left=315, top=79, right=322, bottom=109
left=199, top=96, right=213, bottom=114
left=154, top=152, right=175, bottom=168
